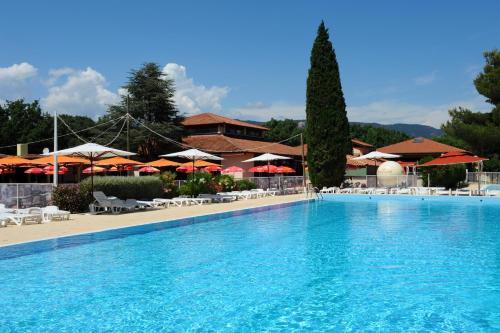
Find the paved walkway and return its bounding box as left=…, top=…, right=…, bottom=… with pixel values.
left=0, top=194, right=308, bottom=247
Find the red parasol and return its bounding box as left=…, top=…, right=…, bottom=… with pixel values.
left=25, top=167, right=45, bottom=174
left=275, top=166, right=295, bottom=173
left=204, top=165, right=222, bottom=172
left=249, top=165, right=278, bottom=173
left=138, top=166, right=160, bottom=173
left=176, top=165, right=198, bottom=173
left=82, top=166, right=106, bottom=174
left=419, top=151, right=488, bottom=167
left=221, top=166, right=243, bottom=173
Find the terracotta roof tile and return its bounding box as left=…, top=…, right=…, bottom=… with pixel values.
left=183, top=134, right=300, bottom=156
left=182, top=113, right=269, bottom=131
left=378, top=137, right=465, bottom=154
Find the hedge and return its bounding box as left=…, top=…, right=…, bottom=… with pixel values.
left=81, top=176, right=164, bottom=200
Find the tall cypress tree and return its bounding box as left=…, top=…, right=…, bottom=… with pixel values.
left=306, top=21, right=351, bottom=187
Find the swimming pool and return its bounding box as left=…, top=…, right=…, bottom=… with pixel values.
left=1, top=196, right=499, bottom=332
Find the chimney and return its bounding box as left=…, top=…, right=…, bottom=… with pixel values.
left=17, top=143, right=28, bottom=156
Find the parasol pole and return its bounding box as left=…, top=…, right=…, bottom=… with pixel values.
left=301, top=133, right=305, bottom=189
left=268, top=159, right=271, bottom=190
left=478, top=161, right=482, bottom=196
left=192, top=157, right=195, bottom=197
left=53, top=109, right=58, bottom=186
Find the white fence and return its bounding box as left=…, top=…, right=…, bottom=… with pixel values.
left=246, top=176, right=305, bottom=190
left=466, top=172, right=500, bottom=184
left=0, top=183, right=54, bottom=209
left=346, top=175, right=421, bottom=188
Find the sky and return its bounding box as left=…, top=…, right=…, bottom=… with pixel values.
left=1, top=1, right=499, bottom=128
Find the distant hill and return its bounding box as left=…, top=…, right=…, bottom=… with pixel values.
left=350, top=122, right=442, bottom=138
left=242, top=119, right=442, bottom=138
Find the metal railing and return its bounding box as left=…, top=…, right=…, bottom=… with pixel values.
left=466, top=172, right=500, bottom=185
left=345, top=174, right=421, bottom=188
left=0, top=183, right=54, bottom=209
left=245, top=176, right=305, bottom=190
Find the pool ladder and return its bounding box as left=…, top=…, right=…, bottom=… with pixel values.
left=312, top=187, right=324, bottom=200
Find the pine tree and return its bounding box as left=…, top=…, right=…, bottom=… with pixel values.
left=106, top=62, right=183, bottom=159
left=306, top=21, right=351, bottom=187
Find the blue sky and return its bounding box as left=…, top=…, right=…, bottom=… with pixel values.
left=0, top=1, right=498, bottom=127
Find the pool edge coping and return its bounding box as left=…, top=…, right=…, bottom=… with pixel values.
left=0, top=196, right=315, bottom=250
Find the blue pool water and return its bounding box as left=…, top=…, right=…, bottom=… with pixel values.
left=1, top=197, right=499, bottom=332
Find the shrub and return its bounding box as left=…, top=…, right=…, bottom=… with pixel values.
left=81, top=176, right=164, bottom=200
left=234, top=179, right=257, bottom=191
left=215, top=174, right=235, bottom=192
left=179, top=172, right=217, bottom=196
left=52, top=184, right=92, bottom=213
left=155, top=171, right=179, bottom=198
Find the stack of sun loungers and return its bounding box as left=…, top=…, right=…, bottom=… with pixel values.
left=0, top=204, right=70, bottom=227
left=319, top=186, right=487, bottom=196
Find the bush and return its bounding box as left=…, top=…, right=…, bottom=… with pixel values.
left=215, top=174, right=235, bottom=192
left=52, top=184, right=92, bottom=213
left=234, top=179, right=257, bottom=191
left=155, top=171, right=179, bottom=198
left=81, top=176, right=164, bottom=200
left=179, top=172, right=218, bottom=196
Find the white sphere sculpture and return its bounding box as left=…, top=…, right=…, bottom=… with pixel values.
left=376, top=161, right=404, bottom=187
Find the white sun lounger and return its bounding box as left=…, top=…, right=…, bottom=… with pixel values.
left=454, top=188, right=471, bottom=196
left=42, top=206, right=70, bottom=222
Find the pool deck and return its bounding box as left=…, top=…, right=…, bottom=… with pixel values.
left=0, top=194, right=308, bottom=247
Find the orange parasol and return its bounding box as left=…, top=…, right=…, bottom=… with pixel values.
left=180, top=160, right=218, bottom=167
left=0, top=156, right=33, bottom=166
left=95, top=156, right=141, bottom=166
left=31, top=155, right=88, bottom=165
left=146, top=158, right=181, bottom=167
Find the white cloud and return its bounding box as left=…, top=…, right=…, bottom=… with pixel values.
left=0, top=62, right=37, bottom=82
left=163, top=63, right=229, bottom=115
left=0, top=62, right=38, bottom=100
left=42, top=67, right=119, bottom=118
left=228, top=102, right=305, bottom=121
left=414, top=71, right=437, bottom=85
left=347, top=97, right=489, bottom=127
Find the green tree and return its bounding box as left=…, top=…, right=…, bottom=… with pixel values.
left=306, top=21, right=351, bottom=187
left=440, top=50, right=500, bottom=171
left=0, top=100, right=52, bottom=154
left=474, top=50, right=500, bottom=106
left=106, top=62, right=183, bottom=160
left=263, top=118, right=303, bottom=146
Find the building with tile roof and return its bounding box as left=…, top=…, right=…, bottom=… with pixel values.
left=378, top=137, right=465, bottom=161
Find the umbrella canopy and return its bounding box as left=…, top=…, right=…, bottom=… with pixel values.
left=43, top=165, right=69, bottom=173
left=82, top=166, right=106, bottom=174
left=25, top=167, right=44, bottom=174
left=51, top=143, right=136, bottom=159
left=31, top=155, right=88, bottom=165
left=180, top=160, right=219, bottom=167
left=0, top=156, right=33, bottom=166
left=242, top=153, right=291, bottom=163
left=275, top=166, right=295, bottom=173
left=352, top=151, right=401, bottom=160
left=249, top=165, right=278, bottom=173
left=108, top=166, right=119, bottom=172
left=419, top=151, right=488, bottom=167
left=96, top=156, right=141, bottom=166
left=146, top=158, right=181, bottom=168
left=50, top=143, right=135, bottom=192
left=161, top=148, right=223, bottom=161
left=138, top=166, right=160, bottom=173
left=204, top=165, right=222, bottom=172
left=222, top=166, right=243, bottom=173
left=0, top=168, right=15, bottom=174
left=176, top=165, right=198, bottom=173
